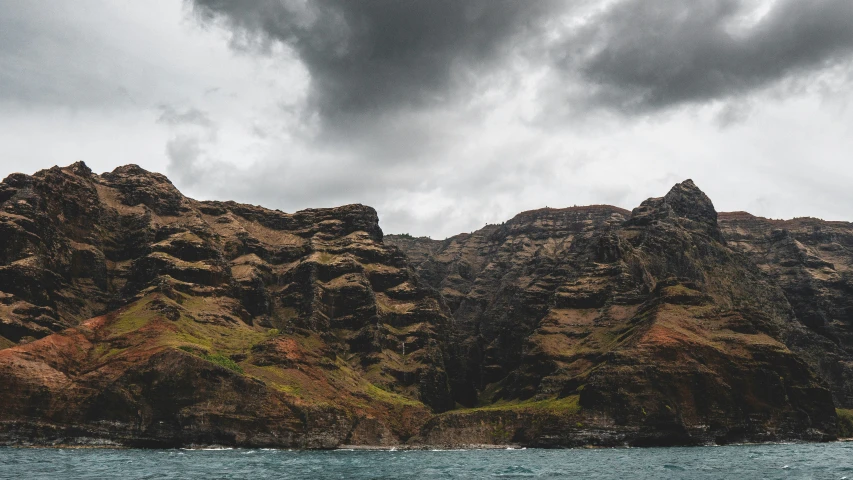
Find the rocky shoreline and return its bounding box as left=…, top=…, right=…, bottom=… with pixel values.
left=0, top=417, right=839, bottom=450
left=3, top=438, right=850, bottom=451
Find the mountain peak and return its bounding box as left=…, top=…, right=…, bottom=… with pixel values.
left=99, top=164, right=185, bottom=215
left=104, top=164, right=173, bottom=183
left=663, top=179, right=718, bottom=226
left=66, top=160, right=92, bottom=177
left=627, top=179, right=722, bottom=241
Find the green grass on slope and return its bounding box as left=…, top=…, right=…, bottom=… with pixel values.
left=105, top=294, right=430, bottom=411
left=105, top=294, right=272, bottom=353
left=448, top=395, right=582, bottom=415
left=178, top=346, right=244, bottom=374
left=103, top=294, right=280, bottom=376
left=105, top=299, right=159, bottom=337
left=838, top=409, right=853, bottom=438
left=363, top=382, right=424, bottom=407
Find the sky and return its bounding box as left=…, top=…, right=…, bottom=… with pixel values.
left=1, top=0, right=853, bottom=238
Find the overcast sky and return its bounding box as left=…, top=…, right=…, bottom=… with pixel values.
left=2, top=0, right=853, bottom=238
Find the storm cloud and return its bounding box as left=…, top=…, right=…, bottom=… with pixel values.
left=191, top=0, right=853, bottom=120
left=2, top=1, right=853, bottom=238
left=562, top=0, right=853, bottom=112
left=191, top=0, right=566, bottom=121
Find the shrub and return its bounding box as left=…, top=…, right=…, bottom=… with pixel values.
left=200, top=352, right=244, bottom=374
left=839, top=409, right=853, bottom=438
left=178, top=346, right=244, bottom=374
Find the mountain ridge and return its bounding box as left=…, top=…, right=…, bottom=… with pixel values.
left=0, top=162, right=850, bottom=447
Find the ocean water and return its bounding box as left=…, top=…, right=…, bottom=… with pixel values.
left=1, top=443, right=852, bottom=479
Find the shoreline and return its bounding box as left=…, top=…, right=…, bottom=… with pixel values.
left=2, top=438, right=850, bottom=451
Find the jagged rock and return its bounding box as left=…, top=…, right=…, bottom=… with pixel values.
left=719, top=212, right=853, bottom=408
left=0, top=162, right=452, bottom=447
left=390, top=181, right=838, bottom=445
left=0, top=163, right=846, bottom=447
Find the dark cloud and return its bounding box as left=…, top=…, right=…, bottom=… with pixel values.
left=175, top=0, right=853, bottom=238
left=189, top=0, right=566, bottom=123
left=191, top=0, right=853, bottom=120
left=555, top=0, right=853, bottom=112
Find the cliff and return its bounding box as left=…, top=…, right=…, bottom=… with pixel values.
left=0, top=164, right=845, bottom=447
left=389, top=181, right=838, bottom=446
left=0, top=162, right=451, bottom=447
left=719, top=212, right=853, bottom=409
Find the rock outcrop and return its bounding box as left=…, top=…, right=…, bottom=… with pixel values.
left=389, top=181, right=838, bottom=446
left=0, top=165, right=846, bottom=447
left=0, top=162, right=451, bottom=447
left=719, top=212, right=853, bottom=409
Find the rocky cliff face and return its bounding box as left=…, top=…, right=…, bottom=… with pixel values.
left=719, top=212, right=853, bottom=409
left=0, top=162, right=451, bottom=447
left=389, top=181, right=838, bottom=446
left=0, top=165, right=845, bottom=447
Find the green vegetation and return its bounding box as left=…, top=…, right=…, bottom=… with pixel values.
left=200, top=353, right=244, bottom=374
left=457, top=395, right=582, bottom=415
left=364, top=382, right=423, bottom=407
left=0, top=336, right=15, bottom=350
left=491, top=423, right=513, bottom=442
left=316, top=251, right=334, bottom=264
left=93, top=343, right=127, bottom=361
left=390, top=233, right=432, bottom=240
left=838, top=409, right=853, bottom=438
left=178, top=345, right=244, bottom=374
left=240, top=363, right=307, bottom=399
left=105, top=299, right=159, bottom=337
left=156, top=295, right=271, bottom=353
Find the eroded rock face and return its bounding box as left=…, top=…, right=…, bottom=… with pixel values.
left=0, top=162, right=112, bottom=343
left=390, top=180, right=838, bottom=445
left=0, top=166, right=844, bottom=447
left=0, top=162, right=451, bottom=447
left=719, top=212, right=853, bottom=408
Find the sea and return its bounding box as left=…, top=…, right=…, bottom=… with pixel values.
left=1, top=442, right=852, bottom=479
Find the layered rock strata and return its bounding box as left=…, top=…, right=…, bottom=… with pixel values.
left=0, top=164, right=845, bottom=447
left=0, top=162, right=451, bottom=447
left=390, top=181, right=839, bottom=445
